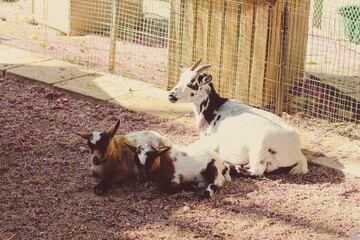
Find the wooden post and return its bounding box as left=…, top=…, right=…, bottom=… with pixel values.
left=235, top=0, right=254, bottom=104
left=276, top=0, right=288, bottom=115
left=264, top=0, right=285, bottom=109
left=249, top=0, right=270, bottom=107
left=109, top=0, right=119, bottom=73
left=167, top=0, right=186, bottom=90
left=195, top=0, right=210, bottom=62
left=207, top=0, right=224, bottom=90
left=221, top=0, right=242, bottom=99
left=281, top=0, right=310, bottom=113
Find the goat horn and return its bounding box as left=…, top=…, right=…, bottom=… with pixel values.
left=190, top=59, right=202, bottom=71
left=196, top=64, right=212, bottom=73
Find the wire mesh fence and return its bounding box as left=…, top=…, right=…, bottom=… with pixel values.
left=0, top=0, right=169, bottom=85
left=301, top=0, right=360, bottom=138
left=0, top=0, right=359, bottom=138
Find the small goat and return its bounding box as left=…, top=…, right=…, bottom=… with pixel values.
left=125, top=141, right=231, bottom=200
left=76, top=119, right=172, bottom=195
left=168, top=59, right=308, bottom=176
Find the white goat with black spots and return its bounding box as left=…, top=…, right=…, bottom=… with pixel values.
left=168, top=59, right=308, bottom=176
left=125, top=141, right=231, bottom=200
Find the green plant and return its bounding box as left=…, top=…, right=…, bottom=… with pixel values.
left=306, top=60, right=317, bottom=65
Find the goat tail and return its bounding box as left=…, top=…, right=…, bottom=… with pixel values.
left=289, top=153, right=309, bottom=174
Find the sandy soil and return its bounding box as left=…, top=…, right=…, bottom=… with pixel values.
left=1, top=77, right=360, bottom=239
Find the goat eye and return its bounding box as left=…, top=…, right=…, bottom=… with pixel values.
left=187, top=83, right=199, bottom=91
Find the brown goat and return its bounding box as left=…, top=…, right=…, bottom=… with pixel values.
left=76, top=120, right=172, bottom=195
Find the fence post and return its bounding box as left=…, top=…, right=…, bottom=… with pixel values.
left=109, top=0, right=119, bottom=73
left=276, top=0, right=288, bottom=116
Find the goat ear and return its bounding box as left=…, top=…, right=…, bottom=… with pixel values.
left=156, top=146, right=171, bottom=156
left=108, top=119, right=120, bottom=137
left=179, top=65, right=187, bottom=72
left=75, top=131, right=91, bottom=140
left=124, top=140, right=137, bottom=152
left=199, top=74, right=212, bottom=86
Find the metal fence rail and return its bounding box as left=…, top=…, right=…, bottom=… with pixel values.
left=0, top=0, right=359, bottom=138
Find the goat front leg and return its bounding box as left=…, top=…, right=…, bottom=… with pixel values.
left=229, top=164, right=252, bottom=177
left=248, top=146, right=267, bottom=177
left=93, top=174, right=113, bottom=195
left=93, top=172, right=128, bottom=195
left=161, top=180, right=182, bottom=194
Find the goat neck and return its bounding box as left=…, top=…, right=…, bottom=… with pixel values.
left=192, top=83, right=227, bottom=133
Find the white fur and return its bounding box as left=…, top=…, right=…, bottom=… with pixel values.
left=90, top=132, right=101, bottom=144
left=169, top=63, right=308, bottom=176
left=137, top=144, right=154, bottom=165
left=207, top=105, right=307, bottom=175
left=138, top=142, right=231, bottom=197
left=170, top=144, right=228, bottom=185
left=125, top=130, right=172, bottom=149
left=206, top=184, right=215, bottom=197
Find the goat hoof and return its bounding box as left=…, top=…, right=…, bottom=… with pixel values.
left=249, top=175, right=264, bottom=180
left=199, top=192, right=211, bottom=201
left=198, top=196, right=207, bottom=202
left=236, top=168, right=252, bottom=177
left=93, top=185, right=108, bottom=195
left=242, top=164, right=250, bottom=170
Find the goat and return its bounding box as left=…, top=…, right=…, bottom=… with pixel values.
left=76, top=119, right=172, bottom=195
left=168, top=59, right=308, bottom=176
left=125, top=141, right=231, bottom=200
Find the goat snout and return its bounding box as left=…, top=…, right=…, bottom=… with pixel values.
left=168, top=92, right=178, bottom=103
left=92, top=156, right=101, bottom=165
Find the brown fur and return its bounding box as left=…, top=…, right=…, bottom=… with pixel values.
left=92, top=135, right=135, bottom=182
left=148, top=150, right=177, bottom=185
left=157, top=137, right=171, bottom=149
left=131, top=136, right=138, bottom=146
left=76, top=120, right=138, bottom=195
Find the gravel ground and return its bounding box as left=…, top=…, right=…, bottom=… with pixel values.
left=1, top=77, right=360, bottom=240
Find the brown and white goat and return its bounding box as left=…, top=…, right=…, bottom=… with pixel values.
left=76, top=119, right=172, bottom=195
left=125, top=141, right=231, bottom=200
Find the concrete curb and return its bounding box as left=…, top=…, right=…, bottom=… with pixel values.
left=0, top=43, right=194, bottom=127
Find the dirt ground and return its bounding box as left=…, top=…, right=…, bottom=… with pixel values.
left=1, top=77, right=360, bottom=239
